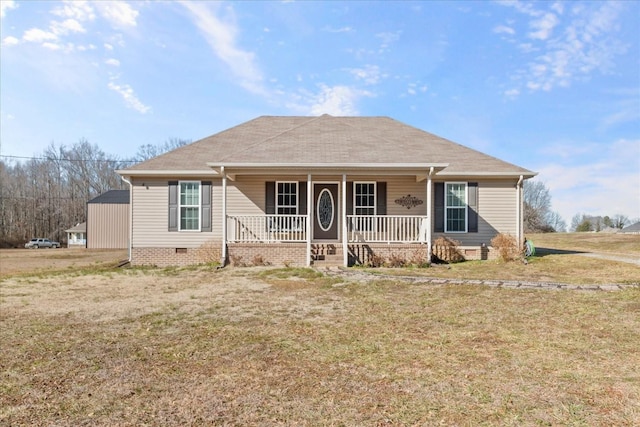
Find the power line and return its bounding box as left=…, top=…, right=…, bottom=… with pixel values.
left=0, top=154, right=138, bottom=164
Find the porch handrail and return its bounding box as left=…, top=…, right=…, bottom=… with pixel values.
left=228, top=214, right=308, bottom=242
left=347, top=215, right=428, bottom=243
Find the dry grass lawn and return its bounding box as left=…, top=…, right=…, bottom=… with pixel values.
left=1, top=262, right=639, bottom=426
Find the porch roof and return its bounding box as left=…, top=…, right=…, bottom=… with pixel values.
left=118, top=115, right=536, bottom=179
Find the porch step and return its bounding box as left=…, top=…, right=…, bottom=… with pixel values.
left=311, top=244, right=344, bottom=267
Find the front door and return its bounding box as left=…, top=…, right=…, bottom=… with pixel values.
left=313, top=183, right=339, bottom=240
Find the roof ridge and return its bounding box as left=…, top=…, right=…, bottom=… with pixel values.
left=217, top=115, right=325, bottom=162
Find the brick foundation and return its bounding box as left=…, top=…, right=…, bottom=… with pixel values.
left=132, top=242, right=498, bottom=267
left=227, top=243, right=307, bottom=267
left=131, top=245, right=222, bottom=267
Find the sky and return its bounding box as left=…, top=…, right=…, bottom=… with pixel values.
left=1, top=0, right=639, bottom=226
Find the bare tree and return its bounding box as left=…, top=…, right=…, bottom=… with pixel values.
left=1, top=137, right=189, bottom=246
left=523, top=180, right=555, bottom=232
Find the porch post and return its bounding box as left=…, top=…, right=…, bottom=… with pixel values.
left=426, top=167, right=433, bottom=261
left=342, top=174, right=348, bottom=267
left=221, top=166, right=227, bottom=265
left=307, top=174, right=312, bottom=267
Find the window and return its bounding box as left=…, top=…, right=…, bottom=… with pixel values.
left=354, top=182, right=376, bottom=215
left=276, top=182, right=298, bottom=215
left=180, top=181, right=200, bottom=230
left=353, top=182, right=376, bottom=231
left=445, top=182, right=467, bottom=232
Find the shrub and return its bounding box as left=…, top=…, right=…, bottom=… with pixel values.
left=251, top=255, right=271, bottom=267
left=366, top=252, right=386, bottom=268
left=490, top=233, right=521, bottom=262
left=409, top=246, right=430, bottom=268
left=432, top=237, right=464, bottom=263
left=230, top=255, right=247, bottom=267
left=387, top=253, right=406, bottom=268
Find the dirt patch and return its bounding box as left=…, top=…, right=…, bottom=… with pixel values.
left=0, top=248, right=127, bottom=277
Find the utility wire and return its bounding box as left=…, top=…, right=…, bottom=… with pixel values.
left=0, top=154, right=138, bottom=164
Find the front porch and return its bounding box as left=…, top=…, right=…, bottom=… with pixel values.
left=227, top=214, right=430, bottom=266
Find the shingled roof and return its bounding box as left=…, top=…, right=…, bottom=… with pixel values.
left=120, top=115, right=535, bottom=177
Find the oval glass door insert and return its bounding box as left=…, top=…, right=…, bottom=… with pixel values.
left=317, top=189, right=334, bottom=232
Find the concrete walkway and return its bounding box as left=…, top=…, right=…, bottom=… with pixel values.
left=320, top=267, right=640, bottom=292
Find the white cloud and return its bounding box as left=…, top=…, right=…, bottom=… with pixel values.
left=323, top=26, right=354, bottom=33
left=309, top=85, right=364, bottom=116
left=493, top=25, right=516, bottom=35
left=2, top=36, right=19, bottom=46
left=105, top=58, right=120, bottom=67
left=504, top=88, right=520, bottom=98
left=180, top=2, right=265, bottom=95
left=108, top=81, right=151, bottom=114
left=528, top=12, right=559, bottom=40
left=376, top=31, right=401, bottom=51
left=534, top=138, right=640, bottom=221
left=0, top=0, right=17, bottom=19
left=52, top=1, right=96, bottom=22
left=348, top=64, right=384, bottom=85
left=104, top=43, right=114, bottom=51
left=94, top=1, right=139, bottom=28
left=51, top=18, right=86, bottom=35
left=499, top=1, right=627, bottom=95
left=23, top=28, right=58, bottom=43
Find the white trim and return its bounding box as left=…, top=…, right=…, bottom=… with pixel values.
left=426, top=167, right=433, bottom=255
left=353, top=181, right=377, bottom=216
left=317, top=189, right=335, bottom=232
left=306, top=175, right=312, bottom=267
left=276, top=181, right=298, bottom=215
left=207, top=162, right=450, bottom=169
left=444, top=182, right=468, bottom=233
left=342, top=175, right=348, bottom=267
left=178, top=180, right=201, bottom=231
left=222, top=167, right=227, bottom=263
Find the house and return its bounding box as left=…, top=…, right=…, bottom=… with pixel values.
left=620, top=222, right=640, bottom=234
left=87, top=190, right=130, bottom=249
left=117, top=115, right=536, bottom=267
left=65, top=222, right=86, bottom=248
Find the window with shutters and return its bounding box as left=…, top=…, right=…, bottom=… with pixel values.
left=445, top=182, right=467, bottom=232
left=354, top=182, right=376, bottom=215
left=353, top=182, right=376, bottom=231
left=180, top=181, right=200, bottom=231
left=276, top=182, right=298, bottom=215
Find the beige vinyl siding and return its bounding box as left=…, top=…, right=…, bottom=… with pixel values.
left=131, top=175, right=519, bottom=248
left=385, top=176, right=428, bottom=216
left=87, top=203, right=129, bottom=249
left=132, top=178, right=219, bottom=248
left=432, top=179, right=518, bottom=246
left=228, top=175, right=428, bottom=217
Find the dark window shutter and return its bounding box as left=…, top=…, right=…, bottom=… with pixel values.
left=376, top=182, right=387, bottom=215
left=346, top=182, right=353, bottom=215
left=201, top=181, right=212, bottom=232
left=434, top=182, right=444, bottom=232
left=468, top=182, right=478, bottom=233
left=265, top=182, right=275, bottom=214
left=168, top=181, right=178, bottom=232
left=298, top=181, right=307, bottom=215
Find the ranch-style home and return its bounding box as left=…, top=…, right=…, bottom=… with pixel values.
left=117, top=115, right=536, bottom=267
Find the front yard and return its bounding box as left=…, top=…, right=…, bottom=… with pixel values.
left=1, top=263, right=639, bottom=426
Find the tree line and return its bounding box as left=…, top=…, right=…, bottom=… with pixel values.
left=0, top=138, right=188, bottom=247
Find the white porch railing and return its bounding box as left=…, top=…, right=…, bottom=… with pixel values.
left=347, top=215, right=428, bottom=243
left=228, top=215, right=308, bottom=242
